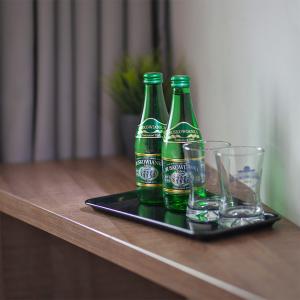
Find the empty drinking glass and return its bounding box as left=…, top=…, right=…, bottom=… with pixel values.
left=215, top=146, right=265, bottom=227
left=183, top=141, right=231, bottom=223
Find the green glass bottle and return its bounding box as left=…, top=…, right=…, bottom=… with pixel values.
left=162, top=75, right=203, bottom=211
left=135, top=72, right=169, bottom=204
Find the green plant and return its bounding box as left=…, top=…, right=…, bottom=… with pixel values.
left=108, top=54, right=161, bottom=114
left=108, top=53, right=186, bottom=114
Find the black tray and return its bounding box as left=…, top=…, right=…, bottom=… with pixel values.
left=85, top=190, right=280, bottom=240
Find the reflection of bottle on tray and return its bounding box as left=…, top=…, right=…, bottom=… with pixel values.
left=164, top=211, right=187, bottom=228
left=138, top=203, right=165, bottom=221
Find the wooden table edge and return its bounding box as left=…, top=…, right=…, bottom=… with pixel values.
left=0, top=189, right=264, bottom=300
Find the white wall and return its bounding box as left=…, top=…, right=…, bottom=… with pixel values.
left=172, top=0, right=300, bottom=225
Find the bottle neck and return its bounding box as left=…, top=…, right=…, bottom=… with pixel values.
left=140, top=84, right=168, bottom=122
left=168, top=87, right=199, bottom=127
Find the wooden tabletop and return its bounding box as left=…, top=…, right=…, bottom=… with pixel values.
left=0, top=157, right=299, bottom=300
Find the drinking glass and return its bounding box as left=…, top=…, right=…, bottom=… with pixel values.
left=215, top=146, right=265, bottom=227
left=183, top=141, right=231, bottom=223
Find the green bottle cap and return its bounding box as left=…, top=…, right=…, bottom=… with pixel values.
left=144, top=72, right=163, bottom=84
left=171, top=75, right=190, bottom=88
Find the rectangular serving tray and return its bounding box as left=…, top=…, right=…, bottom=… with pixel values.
left=85, top=190, right=280, bottom=240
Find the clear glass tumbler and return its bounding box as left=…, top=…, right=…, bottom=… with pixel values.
left=183, top=141, right=231, bottom=223
left=215, top=146, right=265, bottom=227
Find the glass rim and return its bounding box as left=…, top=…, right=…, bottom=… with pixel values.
left=182, top=140, right=231, bottom=151
left=215, top=146, right=265, bottom=157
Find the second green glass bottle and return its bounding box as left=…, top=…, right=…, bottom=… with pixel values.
left=162, top=75, right=203, bottom=212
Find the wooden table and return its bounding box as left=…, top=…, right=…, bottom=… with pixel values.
left=0, top=157, right=299, bottom=300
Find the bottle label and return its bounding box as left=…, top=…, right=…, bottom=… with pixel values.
left=164, top=122, right=201, bottom=143
left=136, top=118, right=166, bottom=139
left=136, top=154, right=162, bottom=187
left=163, top=159, right=190, bottom=194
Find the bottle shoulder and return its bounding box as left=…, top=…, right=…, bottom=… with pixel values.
left=163, top=119, right=202, bottom=147
left=141, top=93, right=169, bottom=124
left=139, top=111, right=169, bottom=125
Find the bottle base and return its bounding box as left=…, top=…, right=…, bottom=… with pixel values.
left=137, top=187, right=163, bottom=205
left=164, top=193, right=189, bottom=212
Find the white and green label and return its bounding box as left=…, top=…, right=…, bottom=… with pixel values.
left=164, top=122, right=201, bottom=143
left=136, top=118, right=166, bottom=139
left=163, top=159, right=190, bottom=194
left=136, top=154, right=162, bottom=187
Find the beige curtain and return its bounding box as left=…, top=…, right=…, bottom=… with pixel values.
left=0, top=0, right=171, bottom=163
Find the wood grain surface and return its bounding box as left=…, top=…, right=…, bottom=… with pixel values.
left=0, top=157, right=299, bottom=300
